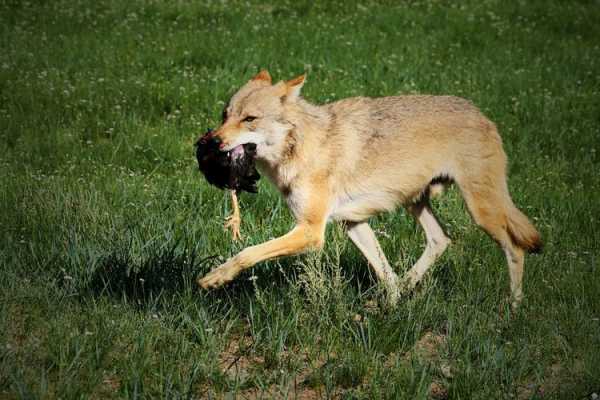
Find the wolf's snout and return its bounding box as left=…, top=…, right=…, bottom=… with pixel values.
left=207, top=130, right=230, bottom=150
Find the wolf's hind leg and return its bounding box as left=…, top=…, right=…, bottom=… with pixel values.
left=401, top=200, right=451, bottom=293
left=458, top=182, right=527, bottom=308
left=346, top=222, right=400, bottom=305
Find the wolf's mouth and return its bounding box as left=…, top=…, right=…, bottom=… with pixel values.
left=229, top=143, right=257, bottom=162
left=229, top=144, right=245, bottom=161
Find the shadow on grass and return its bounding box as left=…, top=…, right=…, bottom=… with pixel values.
left=80, top=243, right=220, bottom=308
left=75, top=239, right=397, bottom=313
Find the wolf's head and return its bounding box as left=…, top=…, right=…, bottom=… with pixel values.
left=212, top=70, right=306, bottom=162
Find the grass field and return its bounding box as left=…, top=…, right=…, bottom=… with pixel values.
left=1, top=0, right=599, bottom=398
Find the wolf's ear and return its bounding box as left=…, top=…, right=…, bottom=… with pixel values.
left=283, top=74, right=306, bottom=102
left=252, top=70, right=272, bottom=84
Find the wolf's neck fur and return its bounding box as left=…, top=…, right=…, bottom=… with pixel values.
left=257, top=98, right=331, bottom=190
left=284, top=98, right=330, bottom=154
left=290, top=99, right=331, bottom=128
left=285, top=99, right=331, bottom=162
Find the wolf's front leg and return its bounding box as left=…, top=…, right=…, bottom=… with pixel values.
left=198, top=223, right=325, bottom=289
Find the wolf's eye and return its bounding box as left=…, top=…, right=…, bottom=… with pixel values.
left=243, top=116, right=257, bottom=123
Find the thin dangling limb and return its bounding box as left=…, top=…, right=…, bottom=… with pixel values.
left=224, top=190, right=242, bottom=241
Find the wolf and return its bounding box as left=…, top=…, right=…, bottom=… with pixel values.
left=197, top=70, right=541, bottom=307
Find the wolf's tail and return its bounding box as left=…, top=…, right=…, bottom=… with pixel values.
left=505, top=204, right=542, bottom=253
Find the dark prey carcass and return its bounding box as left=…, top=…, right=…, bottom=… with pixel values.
left=195, top=129, right=260, bottom=194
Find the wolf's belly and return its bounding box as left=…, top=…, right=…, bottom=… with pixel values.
left=329, top=190, right=400, bottom=222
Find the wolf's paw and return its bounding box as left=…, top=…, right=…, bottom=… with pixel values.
left=511, top=292, right=523, bottom=311
left=398, top=274, right=418, bottom=296
left=385, top=286, right=401, bottom=308
left=198, top=263, right=239, bottom=289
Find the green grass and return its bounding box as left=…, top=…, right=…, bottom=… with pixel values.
left=1, top=0, right=599, bottom=398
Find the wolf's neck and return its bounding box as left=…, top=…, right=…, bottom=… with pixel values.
left=257, top=99, right=331, bottom=188
left=289, top=99, right=331, bottom=131
left=277, top=99, right=330, bottom=163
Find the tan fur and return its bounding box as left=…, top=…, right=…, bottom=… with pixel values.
left=198, top=71, right=542, bottom=307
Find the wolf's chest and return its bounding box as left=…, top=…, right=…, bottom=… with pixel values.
left=257, top=161, right=307, bottom=217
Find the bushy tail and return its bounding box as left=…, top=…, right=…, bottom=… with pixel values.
left=506, top=205, right=542, bottom=253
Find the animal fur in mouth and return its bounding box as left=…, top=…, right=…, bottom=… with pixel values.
left=195, top=129, right=260, bottom=194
